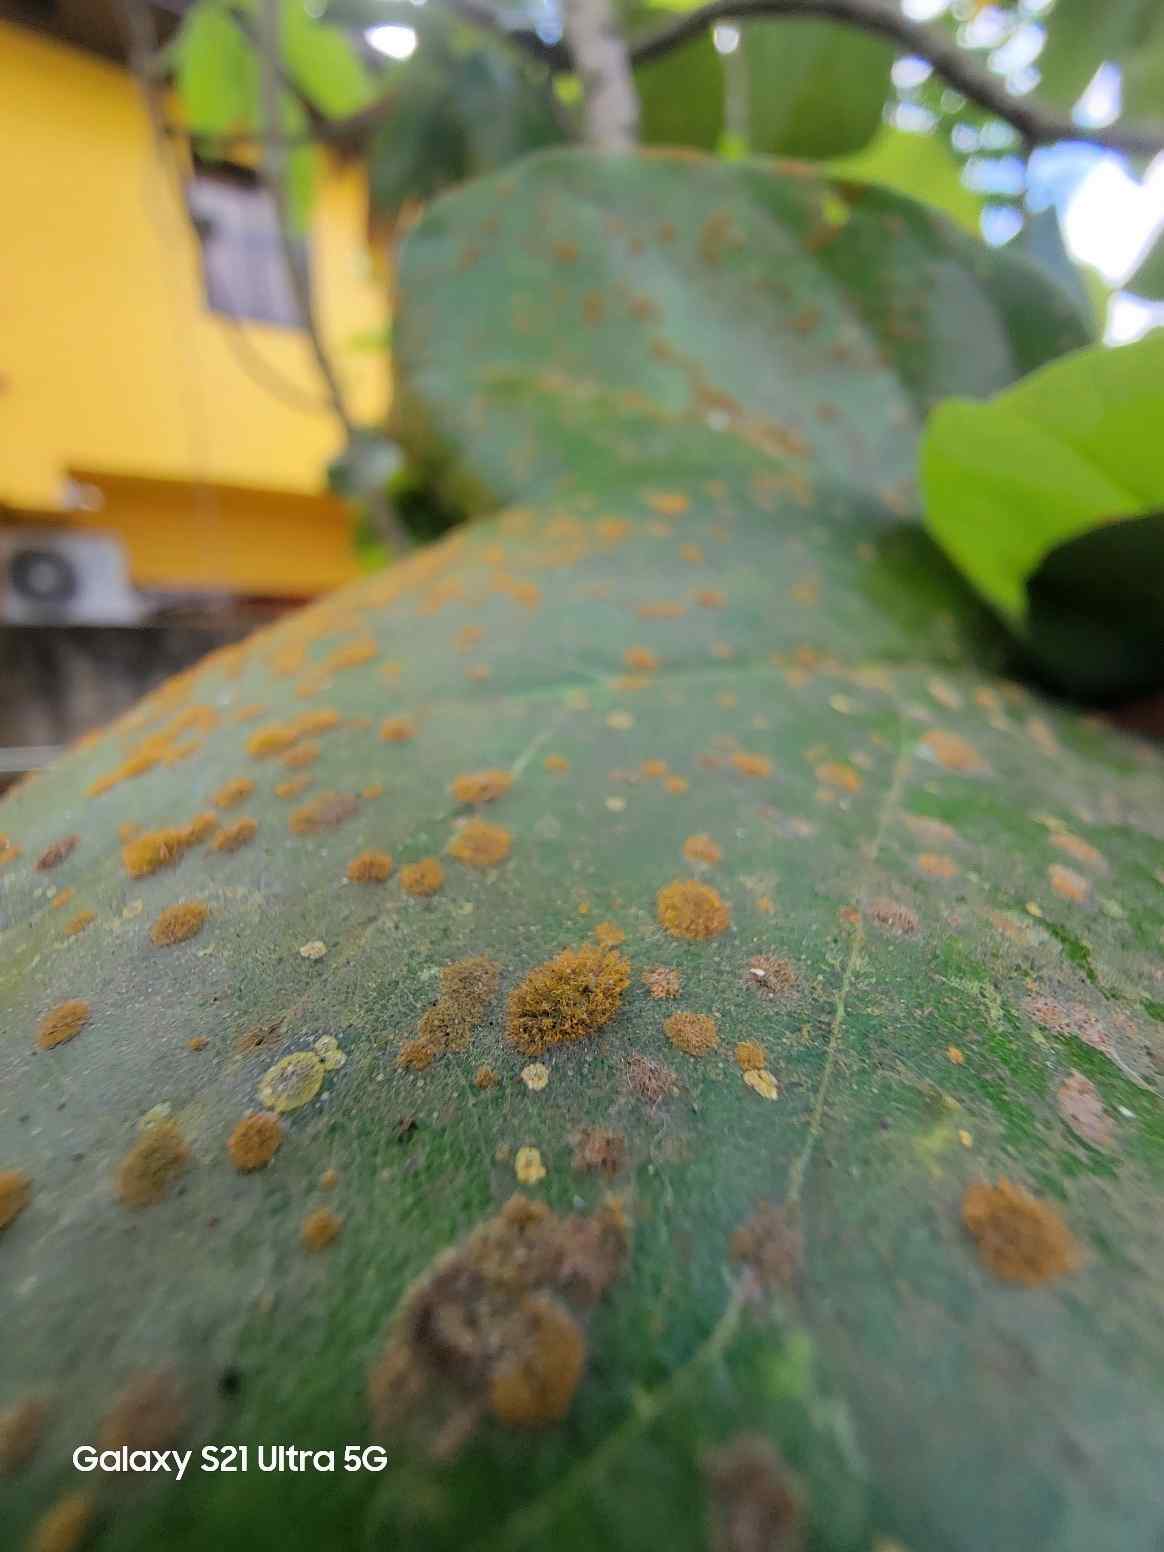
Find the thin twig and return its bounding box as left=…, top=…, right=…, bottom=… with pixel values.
left=630, top=0, right=1164, bottom=156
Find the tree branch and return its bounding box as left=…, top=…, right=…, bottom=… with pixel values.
left=630, top=0, right=1164, bottom=156
left=563, top=0, right=640, bottom=149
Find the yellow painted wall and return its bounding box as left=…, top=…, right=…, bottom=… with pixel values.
left=0, top=21, right=388, bottom=513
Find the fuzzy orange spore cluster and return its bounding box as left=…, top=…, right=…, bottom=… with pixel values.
left=450, top=769, right=514, bottom=805
left=26, top=1491, right=93, bottom=1552
left=289, top=791, right=359, bottom=836
left=213, top=818, right=258, bottom=853
left=664, top=1011, right=718, bottom=1056
left=572, top=1127, right=626, bottom=1176
left=116, top=1122, right=190, bottom=1208
left=247, top=709, right=341, bottom=761
left=448, top=818, right=511, bottom=867
left=86, top=704, right=219, bottom=797
left=150, top=901, right=209, bottom=947
left=0, top=1170, right=31, bottom=1231
left=63, top=911, right=96, bottom=938
left=400, top=857, right=444, bottom=896
left=346, top=850, right=393, bottom=883
left=379, top=716, right=417, bottom=743
left=213, top=777, right=255, bottom=809
left=656, top=879, right=730, bottom=939
left=402, top=957, right=501, bottom=1070
left=962, top=1178, right=1079, bottom=1285
left=302, top=1207, right=344, bottom=1252
left=227, top=1113, right=284, bottom=1172
left=37, top=1000, right=91, bottom=1050
left=122, top=813, right=216, bottom=878
left=730, top=752, right=772, bottom=778
left=735, top=1041, right=766, bottom=1071
left=369, top=1193, right=626, bottom=1441
left=643, top=966, right=681, bottom=999
left=682, top=833, right=722, bottom=865
left=623, top=645, right=660, bottom=672
left=921, top=729, right=988, bottom=775
left=506, top=944, right=630, bottom=1056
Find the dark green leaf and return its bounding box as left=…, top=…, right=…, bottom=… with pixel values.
left=743, top=20, right=893, bottom=158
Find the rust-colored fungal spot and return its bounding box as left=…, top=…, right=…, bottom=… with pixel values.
left=962, top=1178, right=1079, bottom=1285
left=368, top=1193, right=627, bottom=1449
left=730, top=752, right=772, bottom=778
left=258, top=1052, right=325, bottom=1113
left=664, top=1011, right=718, bottom=1056
left=400, top=857, right=444, bottom=896
left=275, top=777, right=310, bottom=800
left=544, top=754, right=570, bottom=773
left=398, top=1037, right=435, bottom=1072
left=594, top=920, right=626, bottom=947
left=814, top=761, right=862, bottom=794
left=380, top=717, right=417, bottom=744
left=346, top=850, right=393, bottom=883
left=868, top=898, right=920, bottom=936
left=474, top=1065, right=499, bottom=1090
left=644, top=966, right=681, bottom=999
left=213, top=817, right=257, bottom=852
left=664, top=775, right=689, bottom=794
left=289, top=790, right=359, bottom=836
left=321, top=1168, right=339, bottom=1190
left=448, top=818, right=511, bottom=867
left=920, top=729, right=989, bottom=775
left=506, top=945, right=631, bottom=1055
left=213, top=777, right=254, bottom=809
left=63, top=910, right=96, bottom=937
left=704, top=1434, right=803, bottom=1552
left=623, top=645, right=660, bottom=672
left=150, top=900, right=209, bottom=947
left=735, top=1041, right=765, bottom=1071
left=683, top=833, right=722, bottom=865
left=1057, top=1072, right=1113, bottom=1149
left=50, top=888, right=74, bottom=910
left=1051, top=831, right=1105, bottom=869
left=116, top=1121, right=190, bottom=1207
left=282, top=740, right=320, bottom=770
left=27, top=1492, right=94, bottom=1552
left=745, top=955, right=797, bottom=1000
left=0, top=1395, right=46, bottom=1474
left=0, top=1169, right=31, bottom=1231
left=917, top=852, right=959, bottom=879
left=36, top=835, right=79, bottom=871
left=227, top=1112, right=284, bottom=1172
left=302, top=1207, right=343, bottom=1252
left=572, top=1127, right=626, bottom=1176
left=247, top=723, right=299, bottom=759
left=122, top=825, right=197, bottom=878
left=37, top=999, right=90, bottom=1050
left=414, top=956, right=501, bottom=1063
left=730, top=1203, right=801, bottom=1293
left=1048, top=863, right=1090, bottom=904
left=657, top=879, right=730, bottom=940
left=626, top=1052, right=680, bottom=1106
left=905, top=814, right=957, bottom=847
left=450, top=769, right=514, bottom=805
left=99, top=1370, right=186, bottom=1451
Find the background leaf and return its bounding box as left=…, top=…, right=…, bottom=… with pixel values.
left=281, top=0, right=376, bottom=118
left=636, top=32, right=725, bottom=151
left=742, top=20, right=893, bottom=158
left=829, top=124, right=983, bottom=236
left=173, top=0, right=259, bottom=136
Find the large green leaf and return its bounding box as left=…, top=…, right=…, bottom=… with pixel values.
left=9, top=153, right=1164, bottom=1552
left=743, top=21, right=893, bottom=158
left=921, top=330, right=1164, bottom=695
left=1038, top=0, right=1164, bottom=117
left=635, top=32, right=725, bottom=151
left=173, top=0, right=260, bottom=136
left=829, top=125, right=983, bottom=236
left=281, top=0, right=377, bottom=118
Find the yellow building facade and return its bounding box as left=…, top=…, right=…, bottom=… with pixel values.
left=0, top=20, right=387, bottom=595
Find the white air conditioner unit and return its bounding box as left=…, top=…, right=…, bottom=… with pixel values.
left=0, top=527, right=146, bottom=625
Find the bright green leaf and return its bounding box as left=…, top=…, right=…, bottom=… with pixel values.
left=921, top=330, right=1164, bottom=693
left=173, top=0, right=259, bottom=136
left=281, top=0, right=376, bottom=118
left=830, top=125, right=983, bottom=236
left=743, top=20, right=893, bottom=159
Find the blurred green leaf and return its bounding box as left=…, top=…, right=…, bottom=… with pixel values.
left=830, top=124, right=983, bottom=235
left=1127, top=226, right=1164, bottom=299
left=921, top=331, right=1164, bottom=694
left=173, top=0, right=259, bottom=135
left=743, top=21, right=893, bottom=158
left=1010, top=207, right=1101, bottom=338
left=281, top=0, right=377, bottom=117
left=1037, top=0, right=1164, bottom=117
left=636, top=33, right=724, bottom=151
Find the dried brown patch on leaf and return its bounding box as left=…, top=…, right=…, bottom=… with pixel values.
left=920, top=729, right=989, bottom=775
left=1057, top=1072, right=1114, bottom=1149
left=1051, top=831, right=1105, bottom=869
left=746, top=955, right=798, bottom=999
left=683, top=833, right=722, bottom=865
left=63, top=909, right=96, bottom=937
left=904, top=814, right=958, bottom=847
left=572, top=1126, right=627, bottom=1176
left=734, top=1041, right=765, bottom=1072
left=1048, top=863, right=1091, bottom=904
left=473, top=1065, right=498, bottom=1090
left=37, top=999, right=91, bottom=1050
left=507, top=945, right=630, bottom=1055
left=227, top=1112, right=284, bottom=1172
left=0, top=1169, right=32, bottom=1231
left=302, top=1208, right=344, bottom=1252
left=962, top=1178, right=1079, bottom=1285
left=664, top=1011, right=718, bottom=1056
left=415, top=956, right=502, bottom=1063
left=368, top=1193, right=627, bottom=1448
left=99, top=1370, right=185, bottom=1451
left=657, top=879, right=730, bottom=939
left=448, top=818, right=511, bottom=867
left=626, top=1053, right=680, bottom=1106
left=730, top=1203, right=802, bottom=1294
left=36, top=835, right=79, bottom=871
left=868, top=898, right=920, bottom=937
left=644, top=966, right=681, bottom=1000
left=150, top=900, right=208, bottom=947
left=116, top=1122, right=190, bottom=1208
left=704, top=1434, right=804, bottom=1552
left=289, top=791, right=359, bottom=836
